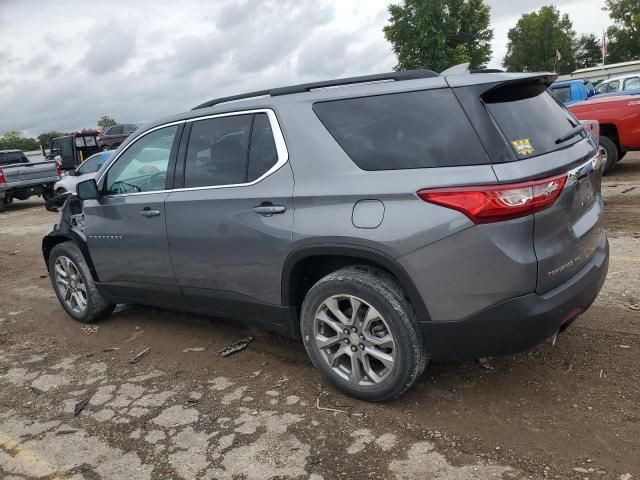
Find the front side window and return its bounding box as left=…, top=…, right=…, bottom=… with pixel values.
left=105, top=125, right=178, bottom=194
left=595, top=82, right=608, bottom=94
left=607, top=80, right=620, bottom=92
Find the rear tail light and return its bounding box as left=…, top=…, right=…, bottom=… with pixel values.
left=0, top=168, right=5, bottom=185
left=417, top=174, right=568, bottom=224
left=54, top=159, right=62, bottom=176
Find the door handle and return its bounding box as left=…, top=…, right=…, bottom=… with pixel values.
left=253, top=204, right=286, bottom=216
left=138, top=208, right=160, bottom=218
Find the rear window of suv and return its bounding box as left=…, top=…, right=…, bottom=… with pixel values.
left=483, top=83, right=587, bottom=159
left=313, top=89, right=489, bottom=170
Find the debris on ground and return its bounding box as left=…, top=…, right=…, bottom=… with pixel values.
left=621, top=186, right=636, bottom=194
left=102, top=347, right=120, bottom=352
left=129, top=347, right=151, bottom=364
left=74, top=398, right=90, bottom=416
left=56, top=429, right=79, bottom=435
left=80, top=326, right=99, bottom=334
left=182, top=347, right=206, bottom=352
left=617, top=345, right=631, bottom=349
left=619, top=473, right=633, bottom=480
left=316, top=392, right=348, bottom=415
left=626, top=304, right=640, bottom=311
left=478, top=357, right=494, bottom=370
left=214, top=336, right=254, bottom=357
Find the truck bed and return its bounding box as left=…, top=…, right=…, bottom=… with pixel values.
left=1, top=160, right=60, bottom=187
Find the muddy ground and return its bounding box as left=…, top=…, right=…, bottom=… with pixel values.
left=0, top=155, right=639, bottom=480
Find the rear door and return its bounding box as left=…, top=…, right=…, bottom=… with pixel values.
left=480, top=81, right=605, bottom=293
left=165, top=110, right=293, bottom=318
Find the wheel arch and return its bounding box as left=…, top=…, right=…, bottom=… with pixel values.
left=282, top=244, right=431, bottom=334
left=42, top=232, right=100, bottom=282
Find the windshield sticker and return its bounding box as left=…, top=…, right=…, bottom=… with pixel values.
left=512, top=139, right=534, bottom=156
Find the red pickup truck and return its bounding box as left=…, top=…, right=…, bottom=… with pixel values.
left=569, top=95, right=640, bottom=172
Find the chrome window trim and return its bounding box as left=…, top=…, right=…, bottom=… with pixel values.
left=97, top=109, right=289, bottom=197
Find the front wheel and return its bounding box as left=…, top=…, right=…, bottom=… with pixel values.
left=300, top=266, right=427, bottom=402
left=42, top=188, right=55, bottom=202
left=101, top=145, right=110, bottom=152
left=49, top=242, right=114, bottom=323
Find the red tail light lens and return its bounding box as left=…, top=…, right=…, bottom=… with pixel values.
left=54, top=159, right=62, bottom=176
left=0, top=168, right=5, bottom=185
left=417, top=174, right=568, bottom=224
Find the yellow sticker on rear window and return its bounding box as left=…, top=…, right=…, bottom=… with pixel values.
left=512, top=139, right=535, bottom=156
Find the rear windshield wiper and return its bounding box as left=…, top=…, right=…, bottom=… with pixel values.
left=555, top=124, right=585, bottom=144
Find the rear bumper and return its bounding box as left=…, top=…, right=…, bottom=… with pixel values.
left=421, top=236, right=609, bottom=361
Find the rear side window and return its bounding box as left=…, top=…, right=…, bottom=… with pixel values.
left=624, top=77, right=640, bottom=90
left=185, top=115, right=252, bottom=188
left=0, top=152, right=28, bottom=165
left=184, top=113, right=280, bottom=187
left=550, top=86, right=571, bottom=103
left=484, top=83, right=586, bottom=158
left=313, top=89, right=488, bottom=170
left=248, top=113, right=278, bottom=181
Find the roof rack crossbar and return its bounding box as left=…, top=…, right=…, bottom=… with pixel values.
left=192, top=69, right=438, bottom=110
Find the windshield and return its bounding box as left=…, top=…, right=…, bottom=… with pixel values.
left=77, top=153, right=110, bottom=174
left=484, top=83, right=586, bottom=159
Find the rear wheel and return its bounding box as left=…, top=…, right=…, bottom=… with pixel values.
left=0, top=197, right=5, bottom=212
left=300, top=266, right=427, bottom=402
left=49, top=242, right=114, bottom=323
left=599, top=136, right=619, bottom=173
left=101, top=146, right=110, bottom=151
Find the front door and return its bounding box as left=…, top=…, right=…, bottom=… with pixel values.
left=165, top=111, right=293, bottom=322
left=84, top=124, right=182, bottom=295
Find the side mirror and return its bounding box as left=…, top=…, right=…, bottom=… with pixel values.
left=77, top=179, right=99, bottom=200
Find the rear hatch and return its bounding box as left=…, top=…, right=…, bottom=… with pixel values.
left=481, top=81, right=604, bottom=293
left=2, top=160, right=60, bottom=184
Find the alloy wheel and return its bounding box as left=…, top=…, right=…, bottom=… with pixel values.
left=54, top=255, right=88, bottom=314
left=313, top=295, right=396, bottom=386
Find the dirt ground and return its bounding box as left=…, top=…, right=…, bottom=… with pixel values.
left=0, top=155, right=639, bottom=480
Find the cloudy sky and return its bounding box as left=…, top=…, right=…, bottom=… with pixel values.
left=0, top=0, right=611, bottom=137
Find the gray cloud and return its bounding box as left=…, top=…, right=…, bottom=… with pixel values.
left=0, top=0, right=611, bottom=136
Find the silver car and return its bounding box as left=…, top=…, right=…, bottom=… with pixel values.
left=42, top=68, right=608, bottom=401
left=54, top=152, right=113, bottom=195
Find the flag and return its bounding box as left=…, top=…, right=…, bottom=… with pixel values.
left=602, top=29, right=608, bottom=57
left=555, top=50, right=562, bottom=61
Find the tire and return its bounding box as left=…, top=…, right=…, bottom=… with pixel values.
left=55, top=188, right=67, bottom=196
left=48, top=242, right=114, bottom=323
left=101, top=146, right=110, bottom=152
left=300, top=266, right=428, bottom=402
left=599, top=136, right=619, bottom=173
left=42, top=188, right=55, bottom=202
left=0, top=197, right=5, bottom=212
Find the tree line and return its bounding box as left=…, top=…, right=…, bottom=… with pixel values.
left=0, top=116, right=117, bottom=152
left=384, top=0, right=640, bottom=74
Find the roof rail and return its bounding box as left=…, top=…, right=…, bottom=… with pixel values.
left=192, top=69, right=438, bottom=110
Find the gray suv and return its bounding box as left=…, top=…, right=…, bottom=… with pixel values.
left=43, top=68, right=609, bottom=401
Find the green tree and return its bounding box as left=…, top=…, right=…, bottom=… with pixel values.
left=37, top=131, right=68, bottom=149
left=383, top=0, right=493, bottom=72
left=503, top=6, right=576, bottom=74
left=575, top=34, right=603, bottom=68
left=604, top=0, right=640, bottom=63
left=0, top=131, right=40, bottom=151
left=97, top=115, right=117, bottom=129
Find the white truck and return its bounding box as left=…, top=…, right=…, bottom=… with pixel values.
left=0, top=150, right=61, bottom=211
